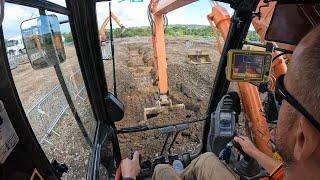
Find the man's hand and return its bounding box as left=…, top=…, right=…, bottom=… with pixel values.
left=120, top=151, right=141, bottom=180
left=234, top=136, right=283, bottom=175
left=234, top=136, right=259, bottom=158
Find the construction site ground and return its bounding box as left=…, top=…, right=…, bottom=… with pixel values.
left=107, top=37, right=220, bottom=159
left=10, top=36, right=221, bottom=179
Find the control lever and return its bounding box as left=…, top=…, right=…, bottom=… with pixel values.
left=160, top=126, right=175, bottom=156
left=128, top=151, right=142, bottom=163
left=168, top=154, right=179, bottom=165
left=232, top=139, right=251, bottom=161
left=127, top=152, right=152, bottom=180
left=153, top=156, right=166, bottom=169
left=181, top=152, right=191, bottom=167
left=232, top=139, right=261, bottom=178
left=168, top=124, right=189, bottom=154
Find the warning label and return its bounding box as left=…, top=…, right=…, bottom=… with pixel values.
left=0, top=100, right=19, bottom=164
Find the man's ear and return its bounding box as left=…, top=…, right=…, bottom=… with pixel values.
left=294, top=117, right=320, bottom=161
left=293, top=119, right=304, bottom=161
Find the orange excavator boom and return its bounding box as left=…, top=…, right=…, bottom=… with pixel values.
left=99, top=12, right=125, bottom=42
left=150, top=0, right=197, bottom=95
left=207, top=5, right=230, bottom=54
left=143, top=0, right=197, bottom=121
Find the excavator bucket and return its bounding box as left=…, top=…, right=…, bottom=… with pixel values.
left=120, top=26, right=126, bottom=34
left=187, top=50, right=211, bottom=64
left=143, top=97, right=185, bottom=121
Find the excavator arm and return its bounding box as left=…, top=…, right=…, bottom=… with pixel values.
left=150, top=0, right=197, bottom=96
left=99, top=12, right=125, bottom=42
left=207, top=5, right=230, bottom=54
left=143, top=0, right=197, bottom=120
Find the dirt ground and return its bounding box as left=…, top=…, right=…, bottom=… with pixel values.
left=10, top=36, right=220, bottom=178
left=105, top=37, right=220, bottom=159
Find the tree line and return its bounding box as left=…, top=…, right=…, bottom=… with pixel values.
left=62, top=25, right=260, bottom=43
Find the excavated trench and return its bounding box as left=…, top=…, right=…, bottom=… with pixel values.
left=104, top=37, right=220, bottom=159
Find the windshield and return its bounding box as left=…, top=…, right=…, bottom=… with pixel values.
left=96, top=1, right=233, bottom=161
left=6, top=40, right=18, bottom=47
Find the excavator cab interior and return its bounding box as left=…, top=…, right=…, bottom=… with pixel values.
left=0, top=0, right=319, bottom=179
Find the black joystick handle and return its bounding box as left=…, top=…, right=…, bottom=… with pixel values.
left=128, top=151, right=142, bottom=163
left=232, top=140, right=251, bottom=161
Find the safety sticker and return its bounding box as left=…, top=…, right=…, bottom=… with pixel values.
left=0, top=100, right=19, bottom=164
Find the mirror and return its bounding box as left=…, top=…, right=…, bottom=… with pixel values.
left=226, top=50, right=272, bottom=82
left=20, top=15, right=66, bottom=70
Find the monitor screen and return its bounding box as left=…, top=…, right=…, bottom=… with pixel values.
left=232, top=54, right=264, bottom=80
left=227, top=50, right=272, bottom=82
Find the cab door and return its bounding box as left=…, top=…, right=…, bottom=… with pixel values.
left=0, top=23, right=60, bottom=180
left=0, top=0, right=102, bottom=179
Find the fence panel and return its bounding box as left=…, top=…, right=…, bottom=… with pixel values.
left=26, top=69, right=87, bottom=145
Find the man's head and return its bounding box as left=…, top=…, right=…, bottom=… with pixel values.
left=273, top=26, right=320, bottom=169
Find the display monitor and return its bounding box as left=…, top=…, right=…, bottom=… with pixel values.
left=227, top=50, right=272, bottom=82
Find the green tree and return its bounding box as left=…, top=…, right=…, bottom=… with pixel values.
left=63, top=33, right=73, bottom=43
left=246, top=31, right=260, bottom=42
left=68, top=25, right=262, bottom=41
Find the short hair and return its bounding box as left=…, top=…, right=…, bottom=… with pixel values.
left=286, top=26, right=320, bottom=122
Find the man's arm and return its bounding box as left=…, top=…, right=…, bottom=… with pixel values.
left=234, top=136, right=282, bottom=175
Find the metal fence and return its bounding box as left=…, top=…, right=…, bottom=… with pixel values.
left=26, top=69, right=86, bottom=145
left=69, top=69, right=87, bottom=101
left=101, top=41, right=112, bottom=60
left=8, top=52, right=28, bottom=63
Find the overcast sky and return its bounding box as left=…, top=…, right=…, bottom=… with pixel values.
left=2, top=0, right=233, bottom=39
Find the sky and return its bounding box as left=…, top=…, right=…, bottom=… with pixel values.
left=2, top=0, right=234, bottom=39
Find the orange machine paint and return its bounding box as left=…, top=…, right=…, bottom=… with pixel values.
left=153, top=13, right=169, bottom=94
left=99, top=12, right=124, bottom=42
left=207, top=6, right=231, bottom=54
left=150, top=0, right=197, bottom=95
